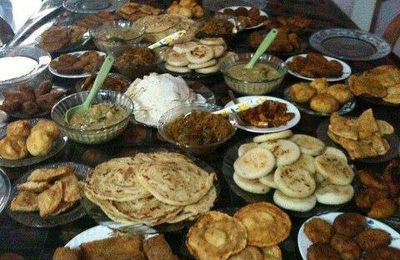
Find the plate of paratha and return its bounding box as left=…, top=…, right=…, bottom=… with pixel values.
left=81, top=147, right=219, bottom=233
left=7, top=162, right=91, bottom=227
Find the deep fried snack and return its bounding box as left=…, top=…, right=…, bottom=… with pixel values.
left=10, top=191, right=38, bottom=212
left=323, top=84, right=353, bottom=105
left=17, top=181, right=50, bottom=193
left=383, top=159, right=400, bottom=197
left=355, top=188, right=390, bottom=208
left=229, top=246, right=264, bottom=260
left=289, top=83, right=316, bottom=103
left=332, top=213, right=367, bottom=237
left=33, top=120, right=60, bottom=139
left=37, top=181, right=63, bottom=217
left=330, top=234, right=361, bottom=260
left=50, top=200, right=76, bottom=216
left=355, top=229, right=391, bottom=251
left=358, top=169, right=387, bottom=189
left=310, top=93, right=340, bottom=114
left=259, top=246, right=282, bottom=260
left=52, top=247, right=81, bottom=260
left=364, top=246, right=400, bottom=260
left=28, top=165, right=73, bottom=182
left=26, top=120, right=60, bottom=156
left=304, top=218, right=334, bottom=243
left=6, top=120, right=31, bottom=138
left=59, top=174, right=81, bottom=203
left=143, top=234, right=179, bottom=260
left=307, top=243, right=341, bottom=260
left=310, top=78, right=329, bottom=93
left=368, top=198, right=397, bottom=219
left=0, top=137, right=29, bottom=160
left=288, top=53, right=343, bottom=78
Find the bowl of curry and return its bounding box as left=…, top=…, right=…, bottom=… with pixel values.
left=158, top=103, right=237, bottom=155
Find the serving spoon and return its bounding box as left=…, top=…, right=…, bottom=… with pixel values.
left=65, top=54, right=114, bottom=123
left=244, top=28, right=278, bottom=69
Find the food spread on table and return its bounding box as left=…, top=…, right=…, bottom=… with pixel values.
left=1, top=1, right=400, bottom=259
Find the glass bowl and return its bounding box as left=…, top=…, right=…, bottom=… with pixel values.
left=220, top=53, right=287, bottom=95
left=158, top=103, right=237, bottom=155
left=0, top=45, right=51, bottom=90
left=51, top=90, right=134, bottom=144
left=90, top=20, right=145, bottom=52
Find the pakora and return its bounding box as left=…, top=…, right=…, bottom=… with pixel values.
left=354, top=229, right=391, bottom=250
left=332, top=213, right=366, bottom=237
left=288, top=53, right=343, bottom=78
left=304, top=218, right=334, bottom=243
left=330, top=234, right=361, bottom=260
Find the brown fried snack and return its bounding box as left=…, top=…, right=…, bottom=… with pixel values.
left=330, top=234, right=361, bottom=260
left=332, top=213, right=367, bottom=237
left=355, top=188, right=390, bottom=208
left=288, top=53, right=343, bottom=78
left=52, top=247, right=81, bottom=260
left=358, top=169, right=387, bottom=189
left=383, top=160, right=400, bottom=197
left=0, top=137, right=29, bottom=160
left=6, top=120, right=31, bottom=139
left=28, top=165, right=73, bottom=182
left=364, top=246, right=400, bottom=260
left=143, top=235, right=179, bottom=260
left=354, top=229, right=391, bottom=251
left=17, top=181, right=50, bottom=193
left=368, top=198, right=397, bottom=219
left=229, top=246, right=264, bottom=260
left=304, top=218, right=335, bottom=243
left=10, top=191, right=38, bottom=212
left=307, top=243, right=341, bottom=260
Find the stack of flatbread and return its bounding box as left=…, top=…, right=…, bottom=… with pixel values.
left=10, top=165, right=81, bottom=217
left=232, top=130, right=355, bottom=212
left=83, top=152, right=216, bottom=226
left=328, top=109, right=394, bottom=159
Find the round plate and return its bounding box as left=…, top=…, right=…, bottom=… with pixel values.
left=298, top=212, right=400, bottom=260
left=317, top=120, right=400, bottom=163
left=82, top=146, right=220, bottom=233
left=224, top=96, right=301, bottom=133
left=0, top=119, right=68, bottom=168
left=36, top=30, right=91, bottom=55
left=222, top=137, right=353, bottom=218
left=285, top=54, right=351, bottom=82
left=63, top=0, right=128, bottom=14
left=218, top=6, right=268, bottom=30
left=309, top=28, right=391, bottom=61
left=0, top=168, right=11, bottom=214
left=49, top=51, right=106, bottom=79
left=283, top=87, right=356, bottom=117
left=7, top=162, right=91, bottom=227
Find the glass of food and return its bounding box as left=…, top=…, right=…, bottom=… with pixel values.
left=51, top=90, right=134, bottom=144
left=158, top=103, right=237, bottom=155
left=220, top=52, right=287, bottom=95
left=90, top=20, right=145, bottom=52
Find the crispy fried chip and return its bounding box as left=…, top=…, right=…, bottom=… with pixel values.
left=28, top=165, right=73, bottom=182
left=17, top=181, right=50, bottom=193
left=59, top=174, right=81, bottom=202
left=10, top=191, right=38, bottom=212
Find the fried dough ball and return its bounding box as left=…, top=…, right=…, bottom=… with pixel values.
left=0, top=137, right=29, bottom=160
left=310, top=78, right=329, bottom=93
left=330, top=234, right=361, bottom=260
left=6, top=120, right=31, bottom=139
left=332, top=213, right=367, bottom=237
left=307, top=243, right=341, bottom=260
left=32, top=120, right=60, bottom=139
left=368, top=198, right=397, bottom=219
left=354, top=229, right=391, bottom=250
left=323, top=84, right=352, bottom=104
left=304, top=218, right=335, bottom=243
left=358, top=169, right=387, bottom=189
left=310, top=93, right=340, bottom=113
left=26, top=131, right=53, bottom=156
left=364, top=246, right=400, bottom=260
left=289, top=83, right=316, bottom=103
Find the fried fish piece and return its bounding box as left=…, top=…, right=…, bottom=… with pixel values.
left=28, top=165, right=73, bottom=182
left=143, top=234, right=179, bottom=260
left=368, top=198, right=397, bottom=219
left=53, top=247, right=81, bottom=260
left=307, top=243, right=341, bottom=260
left=354, top=229, right=391, bottom=250
left=10, top=191, right=38, bottom=212
left=332, top=213, right=367, bottom=237
left=358, top=169, right=387, bottom=189
left=17, top=181, right=50, bottom=193
left=59, top=174, right=81, bottom=202
left=304, top=218, right=334, bottom=243
left=37, top=181, right=63, bottom=217
left=330, top=234, right=361, bottom=260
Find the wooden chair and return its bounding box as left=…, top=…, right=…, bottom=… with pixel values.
left=383, top=13, right=400, bottom=48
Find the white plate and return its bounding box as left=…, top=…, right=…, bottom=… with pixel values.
left=49, top=51, right=106, bottom=79
left=66, top=225, right=114, bottom=249
left=297, top=212, right=400, bottom=260
left=224, top=96, right=301, bottom=133
left=285, top=54, right=351, bottom=82
left=218, top=6, right=268, bottom=30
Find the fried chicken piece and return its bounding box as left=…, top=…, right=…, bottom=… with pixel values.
left=6, top=120, right=31, bottom=138
left=0, top=137, right=29, bottom=160
left=304, top=218, right=335, bottom=243
left=332, top=213, right=367, bottom=237
left=358, top=169, right=387, bottom=189
left=368, top=198, right=397, bottom=219
left=36, top=91, right=63, bottom=112
left=53, top=247, right=81, bottom=260
left=307, top=243, right=341, bottom=260
left=288, top=55, right=306, bottom=72
left=383, top=160, right=400, bottom=197
left=21, top=101, right=39, bottom=116
left=35, top=80, right=53, bottom=98
left=330, top=234, right=361, bottom=260
left=354, top=229, right=391, bottom=250
left=364, top=246, right=400, bottom=260
left=355, top=188, right=389, bottom=208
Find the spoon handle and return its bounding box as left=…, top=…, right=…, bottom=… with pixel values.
left=83, top=54, right=114, bottom=109
left=148, top=30, right=186, bottom=50
left=245, top=28, right=278, bottom=69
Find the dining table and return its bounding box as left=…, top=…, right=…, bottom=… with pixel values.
left=0, top=0, right=399, bottom=259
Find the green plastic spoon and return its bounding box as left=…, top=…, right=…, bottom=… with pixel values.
left=244, top=28, right=278, bottom=69
left=65, top=54, right=114, bottom=122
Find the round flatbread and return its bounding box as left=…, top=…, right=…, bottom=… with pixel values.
left=230, top=246, right=264, bottom=260
left=259, top=172, right=277, bottom=188
left=253, top=130, right=293, bottom=143
left=290, top=134, right=325, bottom=156
left=195, top=64, right=219, bottom=74
left=188, top=59, right=217, bottom=69
left=323, top=147, right=347, bottom=162
left=234, top=202, right=291, bottom=247
left=315, top=182, right=354, bottom=205
left=238, top=143, right=258, bottom=157
left=187, top=211, right=247, bottom=260
left=166, top=51, right=189, bottom=66
left=199, top=37, right=225, bottom=46
left=260, top=246, right=282, bottom=260
left=266, top=139, right=301, bottom=167
left=165, top=64, right=191, bottom=73
left=290, top=153, right=316, bottom=174
left=274, top=166, right=316, bottom=198
left=172, top=41, right=199, bottom=54
left=234, top=147, right=275, bottom=179
left=186, top=45, right=214, bottom=64
left=315, top=154, right=354, bottom=185
left=273, top=190, right=317, bottom=212
left=213, top=45, right=227, bottom=58
left=233, top=173, right=270, bottom=194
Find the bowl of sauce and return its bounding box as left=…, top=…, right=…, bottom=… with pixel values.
left=51, top=90, right=134, bottom=144
left=220, top=53, right=287, bottom=95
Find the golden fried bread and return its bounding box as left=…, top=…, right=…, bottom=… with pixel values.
left=260, top=246, right=282, bottom=260
left=6, top=120, right=31, bottom=138
left=0, top=137, right=29, bottom=160
left=37, top=181, right=63, bottom=217
left=355, top=229, right=391, bottom=250
left=329, top=113, right=358, bottom=140
left=357, top=109, right=379, bottom=139
left=310, top=93, right=340, bottom=114
left=378, top=120, right=395, bottom=135
left=234, top=202, right=291, bottom=247
left=187, top=211, right=247, bottom=260
left=228, top=246, right=263, bottom=260
left=10, top=191, right=38, bottom=211
left=332, top=213, right=366, bottom=237
left=289, top=83, right=316, bottom=103
left=28, top=165, right=73, bottom=182
left=323, top=84, right=352, bottom=104
left=50, top=200, right=76, bottom=216
left=304, top=218, right=334, bottom=243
